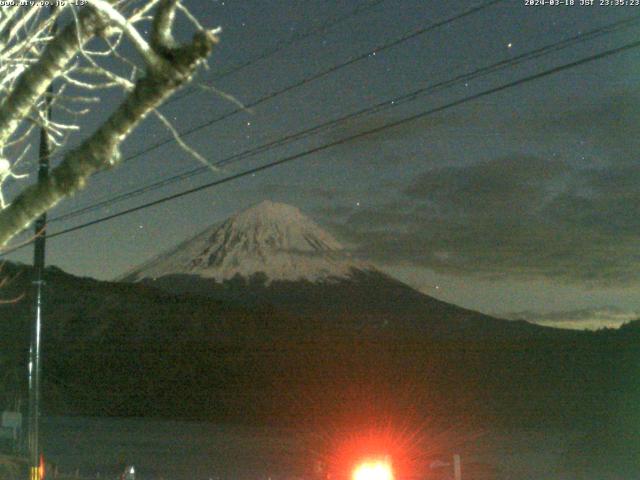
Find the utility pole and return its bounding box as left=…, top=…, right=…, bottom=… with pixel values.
left=28, top=95, right=50, bottom=480
left=28, top=6, right=55, bottom=480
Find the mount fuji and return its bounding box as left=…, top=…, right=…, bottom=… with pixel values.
left=122, top=200, right=371, bottom=284
left=121, top=201, right=550, bottom=339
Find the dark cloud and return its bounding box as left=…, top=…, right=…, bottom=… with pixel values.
left=544, top=164, right=640, bottom=236
left=333, top=155, right=640, bottom=286
left=405, top=155, right=569, bottom=217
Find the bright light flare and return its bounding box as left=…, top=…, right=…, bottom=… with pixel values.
left=352, top=458, right=394, bottom=480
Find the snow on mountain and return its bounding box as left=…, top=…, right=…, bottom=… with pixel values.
left=122, top=201, right=372, bottom=283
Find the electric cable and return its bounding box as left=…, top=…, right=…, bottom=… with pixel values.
left=44, top=0, right=504, bottom=169
left=49, top=13, right=640, bottom=225
left=2, top=34, right=637, bottom=257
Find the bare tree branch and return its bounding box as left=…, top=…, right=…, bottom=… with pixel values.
left=0, top=7, right=103, bottom=148
left=0, top=1, right=219, bottom=246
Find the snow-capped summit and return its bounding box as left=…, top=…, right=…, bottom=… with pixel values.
left=122, top=201, right=371, bottom=283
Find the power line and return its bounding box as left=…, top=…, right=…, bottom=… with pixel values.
left=3, top=35, right=638, bottom=257
left=49, top=14, right=640, bottom=224
left=36, top=0, right=389, bottom=172
left=40, top=0, right=389, bottom=165
left=168, top=0, right=389, bottom=105
left=45, top=0, right=503, bottom=171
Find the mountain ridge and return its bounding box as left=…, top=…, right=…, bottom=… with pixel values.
left=118, top=201, right=579, bottom=340
left=0, top=260, right=633, bottom=426
left=0, top=201, right=623, bottom=426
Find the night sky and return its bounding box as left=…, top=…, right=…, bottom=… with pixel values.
left=4, top=0, right=640, bottom=329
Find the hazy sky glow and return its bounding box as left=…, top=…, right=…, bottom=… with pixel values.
left=4, top=0, right=640, bottom=329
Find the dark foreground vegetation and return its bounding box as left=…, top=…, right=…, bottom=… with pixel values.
left=0, top=263, right=638, bottom=476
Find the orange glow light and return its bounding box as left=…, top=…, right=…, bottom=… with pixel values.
left=352, top=458, right=394, bottom=480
